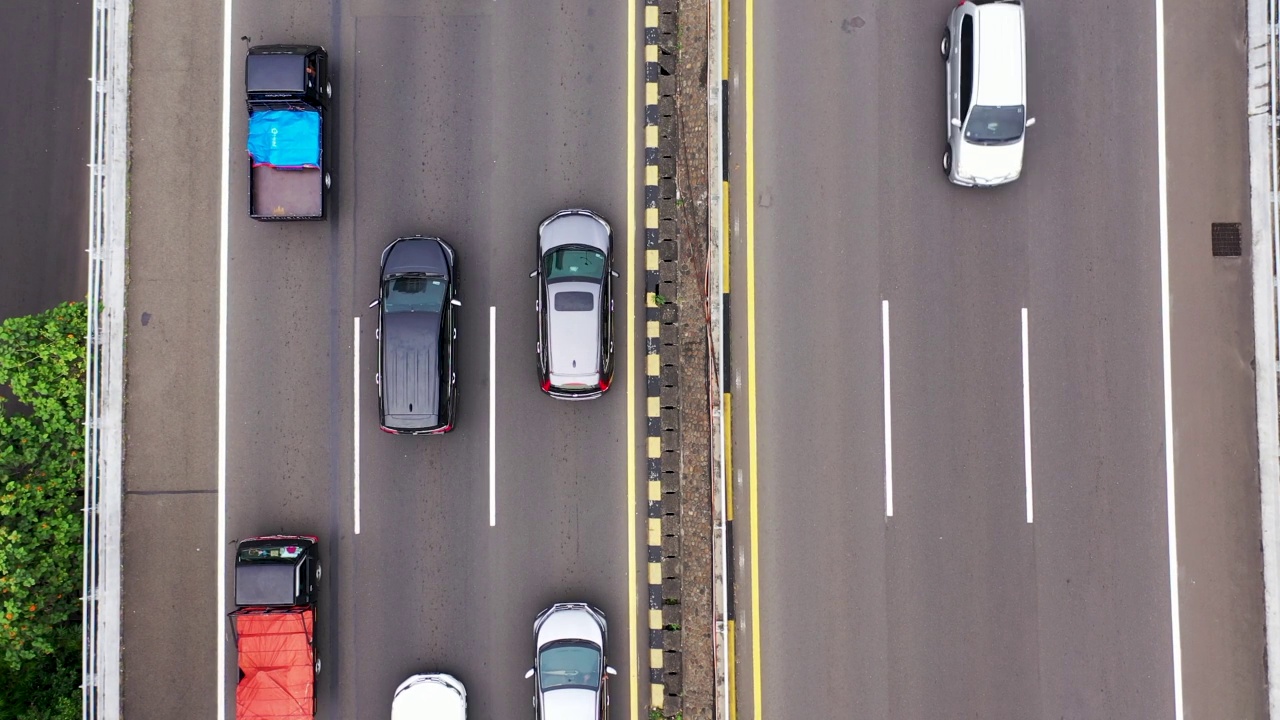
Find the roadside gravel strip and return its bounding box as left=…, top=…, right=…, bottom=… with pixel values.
left=1249, top=0, right=1280, bottom=716
left=82, top=0, right=130, bottom=717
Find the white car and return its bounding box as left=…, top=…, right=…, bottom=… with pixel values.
left=525, top=603, right=617, bottom=720
left=942, top=0, right=1035, bottom=186
left=391, top=673, right=466, bottom=720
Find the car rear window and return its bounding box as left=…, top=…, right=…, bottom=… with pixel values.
left=554, top=291, right=595, bottom=312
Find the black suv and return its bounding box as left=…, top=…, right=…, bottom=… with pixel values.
left=371, top=237, right=459, bottom=434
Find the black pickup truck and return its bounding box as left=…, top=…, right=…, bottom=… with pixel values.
left=245, top=45, right=331, bottom=220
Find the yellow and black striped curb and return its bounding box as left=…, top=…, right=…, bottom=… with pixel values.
left=642, top=0, right=667, bottom=714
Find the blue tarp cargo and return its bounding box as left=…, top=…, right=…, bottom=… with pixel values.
left=247, top=109, right=321, bottom=168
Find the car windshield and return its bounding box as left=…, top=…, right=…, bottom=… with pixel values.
left=545, top=247, right=606, bottom=283
left=965, top=105, right=1026, bottom=144
left=237, top=540, right=307, bottom=563
left=383, top=275, right=447, bottom=313
left=539, top=641, right=602, bottom=691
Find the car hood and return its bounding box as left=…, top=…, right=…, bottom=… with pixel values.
left=547, top=284, right=602, bottom=379
left=540, top=213, right=610, bottom=256
left=391, top=674, right=466, bottom=720
left=536, top=606, right=605, bottom=647
left=540, top=688, right=598, bottom=720
left=382, top=311, right=441, bottom=423
left=955, top=137, right=1024, bottom=185
left=383, top=238, right=449, bottom=278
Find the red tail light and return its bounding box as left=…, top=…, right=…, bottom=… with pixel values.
left=541, top=378, right=552, bottom=392
left=380, top=426, right=396, bottom=434
left=598, top=376, right=611, bottom=393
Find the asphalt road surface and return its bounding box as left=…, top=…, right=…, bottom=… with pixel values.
left=0, top=1, right=89, bottom=316
left=727, top=0, right=1264, bottom=718
left=124, top=1, right=641, bottom=718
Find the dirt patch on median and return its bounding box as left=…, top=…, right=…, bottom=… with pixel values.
left=654, top=0, right=713, bottom=716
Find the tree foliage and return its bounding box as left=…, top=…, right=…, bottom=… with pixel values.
left=0, top=650, right=78, bottom=720
left=0, top=302, right=86, bottom=717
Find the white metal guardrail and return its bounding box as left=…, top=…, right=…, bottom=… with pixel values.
left=1249, top=0, right=1280, bottom=717
left=82, top=0, right=129, bottom=718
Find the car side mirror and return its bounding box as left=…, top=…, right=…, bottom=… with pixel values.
left=368, top=299, right=379, bottom=308
left=451, top=298, right=462, bottom=307
left=606, top=666, right=617, bottom=676
left=530, top=269, right=539, bottom=278
left=950, top=118, right=961, bottom=128
left=1025, top=117, right=1036, bottom=127
left=611, top=270, right=620, bottom=278
left=524, top=668, right=535, bottom=679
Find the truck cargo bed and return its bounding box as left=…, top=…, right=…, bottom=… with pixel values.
left=251, top=165, right=324, bottom=220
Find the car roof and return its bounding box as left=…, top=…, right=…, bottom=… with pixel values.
left=973, top=3, right=1025, bottom=107
left=540, top=688, right=598, bottom=720
left=547, top=284, right=602, bottom=378
left=381, top=312, right=442, bottom=425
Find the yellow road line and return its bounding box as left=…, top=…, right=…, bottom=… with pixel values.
left=625, top=0, right=639, bottom=717
left=723, top=0, right=731, bottom=81
left=745, top=0, right=763, bottom=715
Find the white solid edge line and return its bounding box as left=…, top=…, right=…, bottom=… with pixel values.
left=490, top=306, right=497, bottom=527
left=353, top=317, right=361, bottom=535
left=882, top=299, right=893, bottom=518
left=1022, top=308, right=1033, bottom=524
left=1154, top=0, right=1185, bottom=712
left=216, top=0, right=233, bottom=715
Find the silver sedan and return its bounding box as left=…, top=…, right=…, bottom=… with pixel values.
left=532, top=209, right=618, bottom=400
left=524, top=603, right=616, bottom=720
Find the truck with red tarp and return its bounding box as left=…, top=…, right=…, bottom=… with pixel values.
left=230, top=535, right=321, bottom=719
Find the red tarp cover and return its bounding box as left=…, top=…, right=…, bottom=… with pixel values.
left=234, top=608, right=315, bottom=719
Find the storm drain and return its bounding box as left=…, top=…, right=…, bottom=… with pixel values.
left=1212, top=222, right=1243, bottom=257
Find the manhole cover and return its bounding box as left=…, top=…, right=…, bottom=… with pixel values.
left=1212, top=222, right=1242, bottom=257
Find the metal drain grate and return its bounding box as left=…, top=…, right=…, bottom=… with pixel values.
left=1212, top=222, right=1242, bottom=257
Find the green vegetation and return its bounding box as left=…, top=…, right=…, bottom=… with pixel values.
left=0, top=302, right=86, bottom=720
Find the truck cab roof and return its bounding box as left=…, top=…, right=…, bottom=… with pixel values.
left=235, top=563, right=299, bottom=607
left=233, top=535, right=318, bottom=607
left=246, top=45, right=323, bottom=97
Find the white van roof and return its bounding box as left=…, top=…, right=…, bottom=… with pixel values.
left=974, top=3, right=1025, bottom=107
